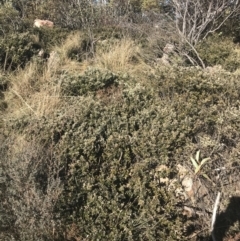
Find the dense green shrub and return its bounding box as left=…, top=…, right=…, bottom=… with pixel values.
left=197, top=35, right=231, bottom=65
left=32, top=27, right=68, bottom=52
left=60, top=68, right=119, bottom=96
left=17, top=67, right=193, bottom=240
left=3, top=56, right=240, bottom=240
left=0, top=26, right=68, bottom=71
left=25, top=67, right=228, bottom=239
left=0, top=32, right=39, bottom=70
left=25, top=91, right=185, bottom=240
left=196, top=35, right=240, bottom=71
left=0, top=5, right=22, bottom=35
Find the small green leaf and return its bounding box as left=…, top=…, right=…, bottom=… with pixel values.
left=202, top=173, right=215, bottom=186
left=195, top=150, right=200, bottom=162
left=195, top=165, right=201, bottom=174
left=191, top=157, right=199, bottom=170
left=200, top=157, right=211, bottom=167
left=202, top=173, right=211, bottom=181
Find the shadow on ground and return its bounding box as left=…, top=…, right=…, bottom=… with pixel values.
left=213, top=196, right=240, bottom=241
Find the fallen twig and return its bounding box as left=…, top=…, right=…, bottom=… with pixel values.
left=211, top=192, right=221, bottom=241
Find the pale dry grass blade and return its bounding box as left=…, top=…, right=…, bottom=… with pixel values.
left=52, top=31, right=82, bottom=63
left=50, top=31, right=90, bottom=74
left=31, top=87, right=61, bottom=117
left=10, top=60, right=41, bottom=99
left=5, top=56, right=63, bottom=119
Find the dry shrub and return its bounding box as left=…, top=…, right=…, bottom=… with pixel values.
left=0, top=134, right=63, bottom=241
left=24, top=73, right=186, bottom=240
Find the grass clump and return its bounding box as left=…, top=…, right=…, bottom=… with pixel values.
left=95, top=38, right=145, bottom=74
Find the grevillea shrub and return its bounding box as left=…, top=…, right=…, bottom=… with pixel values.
left=4, top=65, right=240, bottom=240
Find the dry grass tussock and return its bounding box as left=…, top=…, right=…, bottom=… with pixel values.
left=45, top=32, right=89, bottom=76
left=51, top=31, right=89, bottom=73
left=5, top=58, right=62, bottom=119
left=52, top=32, right=82, bottom=62
left=94, top=38, right=149, bottom=75
left=4, top=32, right=95, bottom=121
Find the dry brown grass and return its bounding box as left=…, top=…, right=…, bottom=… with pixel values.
left=10, top=59, right=41, bottom=98
left=51, top=31, right=90, bottom=73
left=94, top=38, right=149, bottom=74
left=5, top=57, right=62, bottom=119
left=3, top=34, right=152, bottom=122
left=4, top=32, right=88, bottom=119
left=52, top=31, right=82, bottom=62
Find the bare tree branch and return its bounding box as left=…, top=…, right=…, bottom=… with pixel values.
left=169, top=0, right=240, bottom=67
left=172, top=0, right=240, bottom=45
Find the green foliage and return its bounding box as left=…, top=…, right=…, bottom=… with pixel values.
left=4, top=62, right=240, bottom=240
left=2, top=3, right=240, bottom=238
left=190, top=150, right=212, bottom=182
left=196, top=35, right=240, bottom=71
left=129, top=0, right=142, bottom=12
left=197, top=35, right=230, bottom=65
left=111, top=0, right=161, bottom=12
left=0, top=5, right=22, bottom=35
left=0, top=32, right=38, bottom=70
left=60, top=68, right=119, bottom=96
left=49, top=0, right=98, bottom=29
left=141, top=0, right=159, bottom=10
left=22, top=67, right=189, bottom=240
left=32, top=27, right=68, bottom=51
left=0, top=27, right=68, bottom=70
left=190, top=150, right=210, bottom=175
left=22, top=65, right=240, bottom=239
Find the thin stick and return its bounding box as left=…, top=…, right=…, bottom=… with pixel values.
left=11, top=89, right=38, bottom=116
left=211, top=192, right=221, bottom=241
